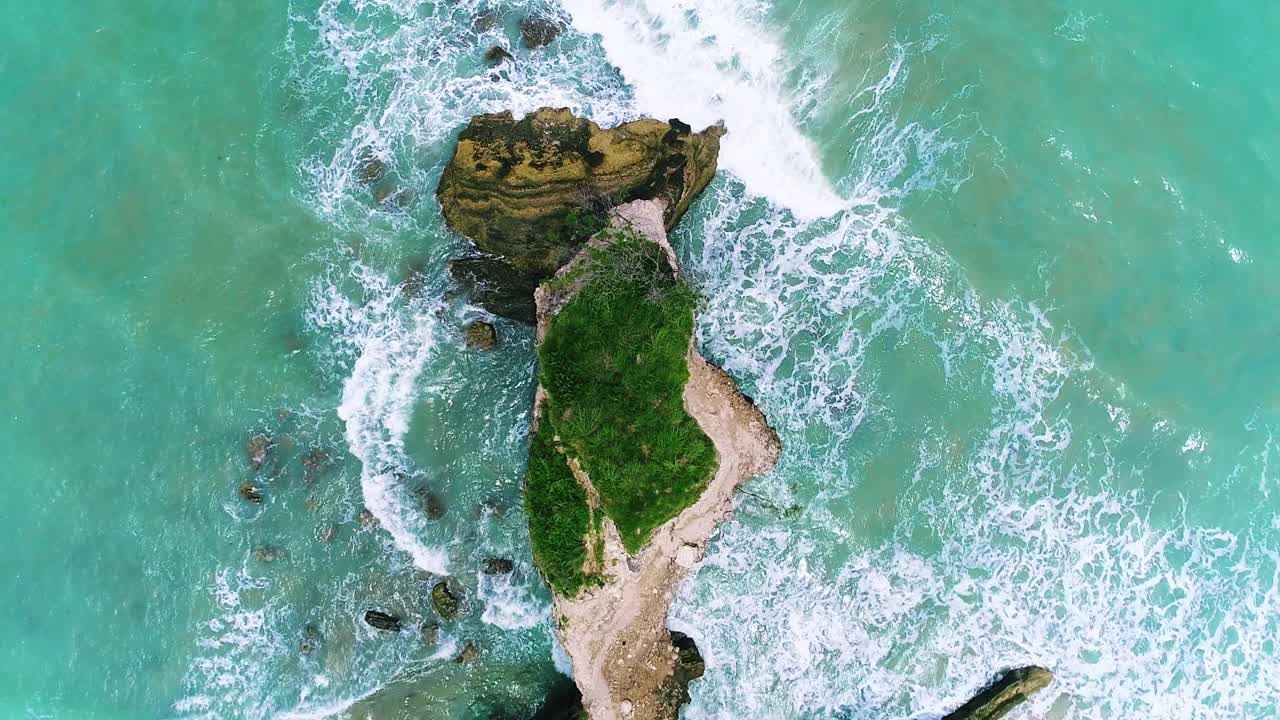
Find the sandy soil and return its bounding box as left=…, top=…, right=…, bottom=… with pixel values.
left=532, top=200, right=782, bottom=720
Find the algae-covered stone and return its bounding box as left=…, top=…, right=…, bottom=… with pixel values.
left=463, top=320, right=498, bottom=350
left=437, top=108, right=724, bottom=321
left=431, top=580, right=462, bottom=620
left=519, top=15, right=563, bottom=48
left=942, top=666, right=1054, bottom=720
left=239, top=481, right=263, bottom=504
left=454, top=641, right=480, bottom=663
left=246, top=433, right=271, bottom=470
left=484, top=45, right=514, bottom=65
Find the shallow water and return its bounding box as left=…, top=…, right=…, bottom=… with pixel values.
left=1, top=0, right=1276, bottom=718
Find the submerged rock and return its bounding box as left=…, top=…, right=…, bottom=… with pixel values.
left=239, top=481, right=263, bottom=504
left=319, top=525, right=336, bottom=544
left=299, top=623, right=322, bottom=655
left=420, top=621, right=440, bottom=646
left=374, top=181, right=415, bottom=210
left=357, top=508, right=378, bottom=528
left=484, top=45, right=514, bottom=65
left=363, top=610, right=402, bottom=632
left=483, top=557, right=515, bottom=575
left=355, top=150, right=386, bottom=185
left=454, top=641, right=480, bottom=664
left=473, top=7, right=501, bottom=33
left=399, top=256, right=429, bottom=299
left=431, top=580, right=462, bottom=620
left=519, top=15, right=563, bottom=48
left=302, top=448, right=329, bottom=485
left=246, top=434, right=271, bottom=471
left=942, top=666, right=1054, bottom=720
left=464, top=320, right=499, bottom=350
left=254, top=545, right=283, bottom=562
left=437, top=108, right=725, bottom=321
left=416, top=486, right=447, bottom=519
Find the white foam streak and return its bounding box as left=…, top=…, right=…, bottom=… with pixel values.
left=560, top=0, right=844, bottom=219
left=311, top=261, right=448, bottom=574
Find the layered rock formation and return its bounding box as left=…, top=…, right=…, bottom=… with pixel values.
left=438, top=108, right=725, bottom=321
left=530, top=199, right=781, bottom=720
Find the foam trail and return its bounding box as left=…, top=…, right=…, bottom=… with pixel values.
left=309, top=261, right=448, bottom=574
left=559, top=0, right=845, bottom=219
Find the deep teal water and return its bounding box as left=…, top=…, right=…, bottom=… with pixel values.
left=1, top=1, right=1276, bottom=719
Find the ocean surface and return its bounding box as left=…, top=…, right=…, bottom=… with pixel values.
left=2, top=0, right=1276, bottom=718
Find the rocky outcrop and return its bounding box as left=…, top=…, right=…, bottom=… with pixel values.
left=943, top=666, right=1054, bottom=720
left=530, top=200, right=781, bottom=720
left=363, top=610, right=401, bottom=632
left=431, top=580, right=462, bottom=620
left=438, top=108, right=725, bottom=321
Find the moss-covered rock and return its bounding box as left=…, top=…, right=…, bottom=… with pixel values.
left=438, top=108, right=724, bottom=321
left=463, top=320, right=498, bottom=350
left=431, top=580, right=462, bottom=620
left=942, top=666, right=1054, bottom=720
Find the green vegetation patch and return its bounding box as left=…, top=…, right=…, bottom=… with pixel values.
left=524, top=430, right=593, bottom=596
left=537, top=230, right=717, bottom=556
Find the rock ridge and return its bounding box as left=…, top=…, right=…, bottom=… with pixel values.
left=530, top=199, right=781, bottom=720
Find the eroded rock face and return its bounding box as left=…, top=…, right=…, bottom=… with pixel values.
left=942, top=666, right=1054, bottom=720
left=438, top=108, right=724, bottom=321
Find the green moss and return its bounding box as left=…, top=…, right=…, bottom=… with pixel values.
left=536, top=231, right=717, bottom=555
left=524, top=429, right=592, bottom=596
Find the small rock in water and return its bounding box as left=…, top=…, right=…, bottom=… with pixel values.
left=420, top=621, right=439, bottom=646
left=400, top=257, right=428, bottom=299
left=472, top=7, right=501, bottom=32
left=239, top=481, right=264, bottom=504
left=254, top=545, right=283, bottom=562
left=416, top=486, right=447, bottom=519
left=431, top=580, right=462, bottom=620
left=246, top=434, right=271, bottom=471
left=519, top=15, right=563, bottom=48
left=484, top=46, right=514, bottom=65
left=319, top=525, right=336, bottom=544
left=453, top=641, right=480, bottom=664
left=302, top=448, right=330, bottom=485
left=299, top=623, right=322, bottom=655
left=355, top=150, right=386, bottom=185
left=284, top=332, right=305, bottom=354
left=374, top=181, right=415, bottom=211
left=463, top=320, right=498, bottom=351
left=363, top=610, right=402, bottom=632
left=483, top=558, right=515, bottom=575
left=357, top=508, right=378, bottom=528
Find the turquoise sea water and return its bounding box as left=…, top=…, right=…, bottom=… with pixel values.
left=2, top=1, right=1276, bottom=718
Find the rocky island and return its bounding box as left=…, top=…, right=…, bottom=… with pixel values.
left=437, top=108, right=1053, bottom=720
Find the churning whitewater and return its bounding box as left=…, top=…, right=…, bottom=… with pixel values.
left=284, top=0, right=1280, bottom=718
left=4, top=0, right=1272, bottom=719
